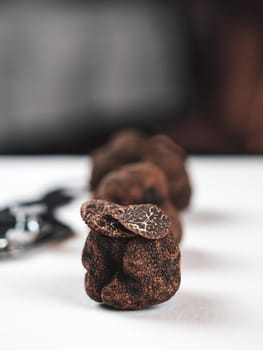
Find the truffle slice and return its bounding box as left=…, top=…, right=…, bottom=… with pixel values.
left=81, top=199, right=170, bottom=239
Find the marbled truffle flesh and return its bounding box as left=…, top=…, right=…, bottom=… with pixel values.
left=81, top=199, right=181, bottom=310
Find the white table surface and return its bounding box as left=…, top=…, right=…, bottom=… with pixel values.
left=0, top=156, right=262, bottom=350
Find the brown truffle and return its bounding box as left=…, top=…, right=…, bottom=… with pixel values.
left=94, top=162, right=182, bottom=242
left=90, top=130, right=191, bottom=210
left=81, top=199, right=181, bottom=310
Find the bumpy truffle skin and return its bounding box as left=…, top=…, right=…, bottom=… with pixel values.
left=90, top=129, right=145, bottom=190
left=81, top=199, right=181, bottom=310
left=90, top=130, right=191, bottom=210
left=94, top=162, right=182, bottom=243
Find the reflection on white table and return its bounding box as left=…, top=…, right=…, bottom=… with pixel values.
left=0, top=157, right=262, bottom=350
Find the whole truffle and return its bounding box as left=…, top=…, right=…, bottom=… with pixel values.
left=90, top=130, right=191, bottom=210
left=94, top=162, right=182, bottom=242
left=81, top=199, right=181, bottom=310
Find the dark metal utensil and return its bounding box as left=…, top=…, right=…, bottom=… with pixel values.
left=0, top=187, right=80, bottom=258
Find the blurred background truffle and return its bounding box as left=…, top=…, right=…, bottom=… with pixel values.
left=0, top=0, right=262, bottom=154
left=94, top=161, right=183, bottom=242
left=91, top=131, right=192, bottom=211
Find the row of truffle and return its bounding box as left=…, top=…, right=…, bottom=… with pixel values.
left=80, top=129, right=192, bottom=309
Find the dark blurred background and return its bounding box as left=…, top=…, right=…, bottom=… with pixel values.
left=0, top=0, right=262, bottom=154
